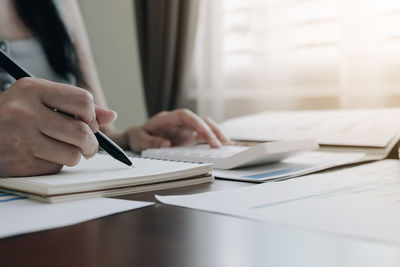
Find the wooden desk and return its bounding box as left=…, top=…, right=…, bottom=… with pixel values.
left=1, top=180, right=400, bottom=267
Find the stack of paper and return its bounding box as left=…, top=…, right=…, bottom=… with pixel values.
left=221, top=108, right=400, bottom=160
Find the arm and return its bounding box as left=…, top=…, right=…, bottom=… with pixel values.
left=60, top=0, right=232, bottom=152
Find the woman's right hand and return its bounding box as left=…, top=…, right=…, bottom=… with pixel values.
left=0, top=77, right=116, bottom=177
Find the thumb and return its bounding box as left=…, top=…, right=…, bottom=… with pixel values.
left=95, top=105, right=117, bottom=127
left=140, top=130, right=171, bottom=149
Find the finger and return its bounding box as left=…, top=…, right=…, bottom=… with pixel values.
left=203, top=117, right=233, bottom=145
left=95, top=105, right=117, bottom=127
left=169, top=129, right=199, bottom=146
left=36, top=106, right=98, bottom=158
left=11, top=157, right=63, bottom=177
left=139, top=131, right=171, bottom=150
left=33, top=133, right=82, bottom=167
left=171, top=110, right=221, bottom=148
left=30, top=158, right=64, bottom=176
left=32, top=78, right=99, bottom=132
left=130, top=129, right=171, bottom=152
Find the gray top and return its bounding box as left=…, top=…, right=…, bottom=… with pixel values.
left=0, top=37, right=76, bottom=92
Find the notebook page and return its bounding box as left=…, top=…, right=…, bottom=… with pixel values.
left=0, top=154, right=212, bottom=195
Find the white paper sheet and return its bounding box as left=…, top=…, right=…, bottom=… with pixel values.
left=221, top=108, right=400, bottom=147
left=213, top=151, right=365, bottom=182
left=0, top=193, right=153, bottom=239
left=157, top=160, right=400, bottom=244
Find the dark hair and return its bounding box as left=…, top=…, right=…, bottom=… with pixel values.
left=14, top=0, right=84, bottom=83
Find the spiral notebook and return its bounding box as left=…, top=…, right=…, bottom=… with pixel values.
left=0, top=154, right=213, bottom=203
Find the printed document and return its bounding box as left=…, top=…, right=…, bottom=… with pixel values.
left=221, top=108, right=400, bottom=147
left=158, top=160, right=400, bottom=244
left=0, top=194, right=153, bottom=239
left=213, top=151, right=364, bottom=182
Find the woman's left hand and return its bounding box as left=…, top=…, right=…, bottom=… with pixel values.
left=118, top=109, right=233, bottom=153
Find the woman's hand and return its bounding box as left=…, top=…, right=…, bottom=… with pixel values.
left=0, top=77, right=116, bottom=177
left=112, top=109, right=232, bottom=153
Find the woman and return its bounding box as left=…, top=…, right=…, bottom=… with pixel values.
left=0, top=0, right=231, bottom=176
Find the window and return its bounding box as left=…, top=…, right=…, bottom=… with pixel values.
left=189, top=0, right=400, bottom=121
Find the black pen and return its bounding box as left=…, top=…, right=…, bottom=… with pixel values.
left=0, top=48, right=133, bottom=167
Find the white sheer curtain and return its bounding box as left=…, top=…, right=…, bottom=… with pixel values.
left=188, top=0, right=400, bottom=121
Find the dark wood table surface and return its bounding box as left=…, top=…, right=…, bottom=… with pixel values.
left=1, top=179, right=400, bottom=267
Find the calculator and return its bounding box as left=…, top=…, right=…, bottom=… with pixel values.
left=141, top=139, right=319, bottom=170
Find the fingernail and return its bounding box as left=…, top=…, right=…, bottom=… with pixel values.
left=92, top=121, right=100, bottom=133
left=111, top=110, right=118, bottom=121
left=213, top=138, right=222, bottom=147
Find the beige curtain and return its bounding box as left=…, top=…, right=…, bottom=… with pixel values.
left=190, top=0, right=400, bottom=121
left=134, top=0, right=199, bottom=117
